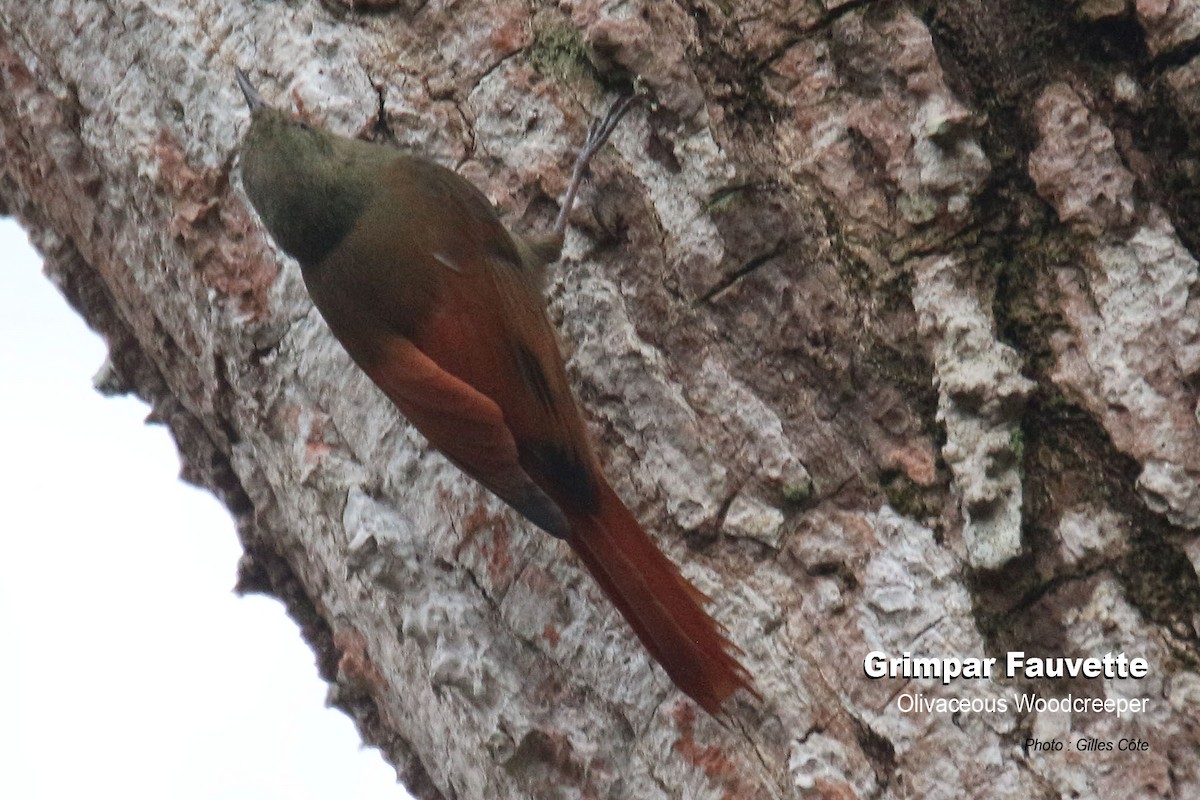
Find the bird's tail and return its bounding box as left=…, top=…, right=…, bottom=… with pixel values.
left=564, top=483, right=759, bottom=714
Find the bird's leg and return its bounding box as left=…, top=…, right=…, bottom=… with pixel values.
left=520, top=95, right=643, bottom=269
left=552, top=94, right=643, bottom=239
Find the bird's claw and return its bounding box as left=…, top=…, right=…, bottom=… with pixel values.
left=553, top=93, right=647, bottom=237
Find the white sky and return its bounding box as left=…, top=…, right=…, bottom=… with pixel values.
left=0, top=218, right=413, bottom=800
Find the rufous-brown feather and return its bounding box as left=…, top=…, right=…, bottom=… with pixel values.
left=237, top=87, right=758, bottom=712
left=361, top=245, right=759, bottom=711
left=342, top=163, right=756, bottom=711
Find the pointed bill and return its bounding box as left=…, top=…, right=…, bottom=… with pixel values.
left=235, top=69, right=268, bottom=113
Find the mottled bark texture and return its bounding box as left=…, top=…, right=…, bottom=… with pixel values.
left=3, top=1, right=1200, bottom=798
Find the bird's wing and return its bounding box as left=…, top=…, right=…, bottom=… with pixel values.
left=326, top=155, right=597, bottom=535
left=361, top=331, right=572, bottom=537
left=405, top=240, right=605, bottom=520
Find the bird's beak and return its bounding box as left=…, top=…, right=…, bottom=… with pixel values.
left=235, top=69, right=267, bottom=113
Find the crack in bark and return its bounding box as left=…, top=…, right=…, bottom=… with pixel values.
left=695, top=244, right=784, bottom=305
left=754, top=0, right=882, bottom=70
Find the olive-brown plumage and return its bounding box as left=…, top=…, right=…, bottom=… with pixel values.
left=235, top=70, right=757, bottom=713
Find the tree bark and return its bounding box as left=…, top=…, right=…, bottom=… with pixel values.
left=3, top=1, right=1200, bottom=797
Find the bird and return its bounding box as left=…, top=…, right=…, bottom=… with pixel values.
left=234, top=68, right=757, bottom=714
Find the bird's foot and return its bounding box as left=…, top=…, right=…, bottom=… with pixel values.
left=552, top=94, right=646, bottom=238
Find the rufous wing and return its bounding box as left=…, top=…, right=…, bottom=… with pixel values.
left=362, top=333, right=571, bottom=539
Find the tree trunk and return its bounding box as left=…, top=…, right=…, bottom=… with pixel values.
left=3, top=1, right=1199, bottom=797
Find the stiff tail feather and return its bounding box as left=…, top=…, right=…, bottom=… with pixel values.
left=564, top=484, right=759, bottom=714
